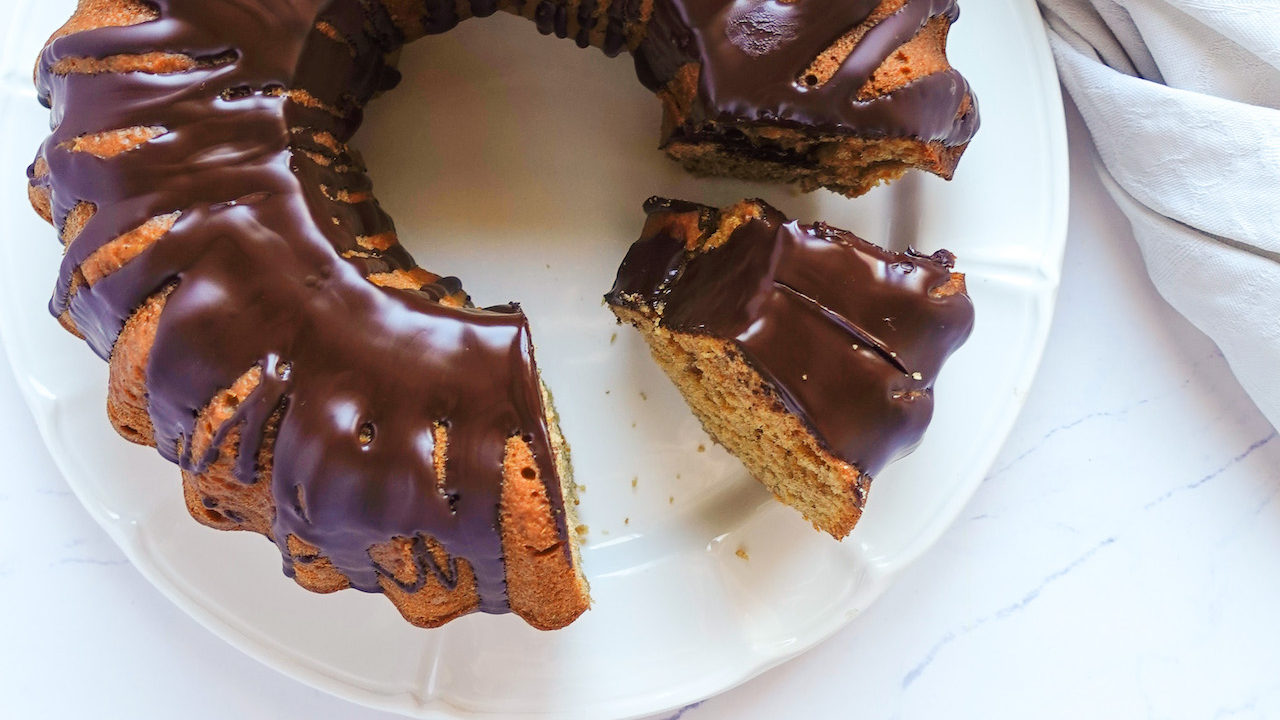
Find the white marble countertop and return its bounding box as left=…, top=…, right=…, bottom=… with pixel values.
left=3, top=99, right=1278, bottom=719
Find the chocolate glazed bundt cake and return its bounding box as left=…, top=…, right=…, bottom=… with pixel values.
left=607, top=199, right=975, bottom=539
left=29, top=0, right=591, bottom=631
left=27, top=0, right=977, bottom=629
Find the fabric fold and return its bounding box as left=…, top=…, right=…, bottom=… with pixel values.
left=1039, top=0, right=1280, bottom=430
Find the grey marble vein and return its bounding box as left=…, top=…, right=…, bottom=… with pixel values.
left=901, top=536, right=1117, bottom=689
left=658, top=702, right=702, bottom=720
left=1143, top=431, right=1278, bottom=511
left=985, top=399, right=1152, bottom=481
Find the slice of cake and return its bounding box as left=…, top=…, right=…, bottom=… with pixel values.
left=606, top=198, right=975, bottom=538
left=635, top=0, right=981, bottom=196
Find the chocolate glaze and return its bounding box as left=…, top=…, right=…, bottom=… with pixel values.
left=607, top=198, right=975, bottom=477
left=636, top=0, right=980, bottom=145
left=31, top=0, right=578, bottom=613
left=30, top=0, right=979, bottom=617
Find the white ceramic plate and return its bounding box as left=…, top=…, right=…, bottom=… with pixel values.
left=0, top=1, right=1067, bottom=718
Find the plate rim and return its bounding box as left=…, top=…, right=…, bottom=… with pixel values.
left=0, top=0, right=1069, bottom=717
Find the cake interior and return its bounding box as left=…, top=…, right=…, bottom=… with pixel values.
left=612, top=304, right=870, bottom=538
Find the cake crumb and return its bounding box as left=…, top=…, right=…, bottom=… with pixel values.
left=577, top=484, right=586, bottom=493
left=624, top=517, right=630, bottom=525
left=631, top=421, right=636, bottom=428
left=911, top=371, right=923, bottom=380
left=610, top=332, right=617, bottom=344
left=639, top=391, right=647, bottom=401
left=631, top=476, right=638, bottom=489
left=575, top=524, right=588, bottom=535
left=697, top=443, right=706, bottom=453
left=801, top=373, right=808, bottom=381
left=668, top=495, right=675, bottom=504
left=735, top=547, right=749, bottom=561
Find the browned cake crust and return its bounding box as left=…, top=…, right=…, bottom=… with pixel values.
left=607, top=199, right=973, bottom=539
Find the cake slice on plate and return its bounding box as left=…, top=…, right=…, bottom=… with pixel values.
left=606, top=198, right=975, bottom=538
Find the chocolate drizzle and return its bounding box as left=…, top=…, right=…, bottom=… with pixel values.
left=607, top=199, right=975, bottom=476
left=31, top=0, right=573, bottom=613
left=637, top=0, right=979, bottom=144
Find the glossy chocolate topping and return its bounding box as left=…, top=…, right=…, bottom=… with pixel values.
left=31, top=0, right=572, bottom=612
left=31, top=0, right=977, bottom=615
left=607, top=198, right=975, bottom=476
left=637, top=0, right=979, bottom=144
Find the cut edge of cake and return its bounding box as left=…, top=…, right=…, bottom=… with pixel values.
left=609, top=301, right=873, bottom=539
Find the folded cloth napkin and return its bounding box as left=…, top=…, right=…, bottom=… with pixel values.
left=1038, top=0, right=1280, bottom=430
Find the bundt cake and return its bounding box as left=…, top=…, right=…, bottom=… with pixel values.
left=27, top=0, right=977, bottom=629
left=606, top=198, right=975, bottom=539
left=28, top=0, right=591, bottom=630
